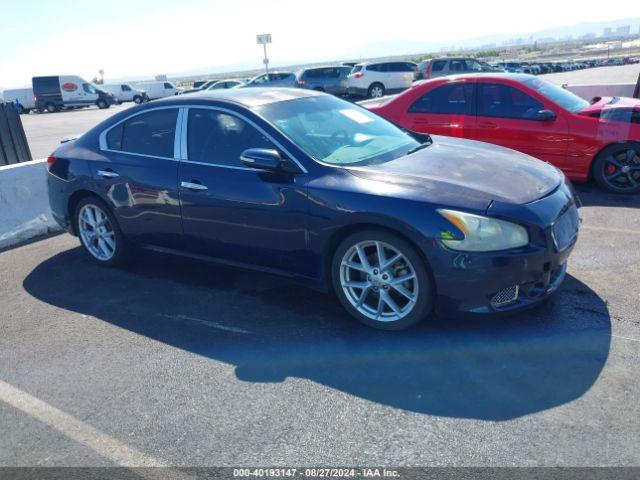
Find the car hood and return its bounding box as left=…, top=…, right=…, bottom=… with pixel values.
left=345, top=135, right=562, bottom=211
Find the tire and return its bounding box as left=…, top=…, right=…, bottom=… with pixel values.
left=367, top=83, right=385, bottom=99
left=75, top=196, right=127, bottom=266
left=97, top=99, right=109, bottom=109
left=23, top=108, right=31, bottom=114
left=45, top=103, right=57, bottom=113
left=133, top=95, right=143, bottom=104
left=592, top=142, right=640, bottom=194
left=331, top=230, right=434, bottom=330
left=313, top=87, right=325, bottom=92
left=17, top=104, right=25, bottom=114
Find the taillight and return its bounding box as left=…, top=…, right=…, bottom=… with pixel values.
left=354, top=72, right=364, bottom=79
left=298, top=79, right=306, bottom=85
left=46, top=155, right=57, bottom=171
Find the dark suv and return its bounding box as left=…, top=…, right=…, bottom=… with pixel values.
left=296, top=66, right=352, bottom=96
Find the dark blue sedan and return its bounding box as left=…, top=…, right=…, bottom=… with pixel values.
left=47, top=88, right=580, bottom=329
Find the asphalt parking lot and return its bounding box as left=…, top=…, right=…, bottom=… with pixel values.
left=0, top=185, right=638, bottom=467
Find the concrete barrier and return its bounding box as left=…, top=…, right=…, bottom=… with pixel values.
left=564, top=83, right=637, bottom=101
left=0, top=159, right=61, bottom=250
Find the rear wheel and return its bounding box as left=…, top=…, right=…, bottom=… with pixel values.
left=332, top=230, right=434, bottom=330
left=75, top=197, right=126, bottom=266
left=97, top=99, right=109, bottom=109
left=593, top=142, right=640, bottom=193
left=45, top=103, right=57, bottom=113
left=367, top=83, right=385, bottom=98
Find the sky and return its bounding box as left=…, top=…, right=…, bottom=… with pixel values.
left=0, top=0, right=637, bottom=88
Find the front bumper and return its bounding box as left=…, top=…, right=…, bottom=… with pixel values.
left=431, top=182, right=580, bottom=315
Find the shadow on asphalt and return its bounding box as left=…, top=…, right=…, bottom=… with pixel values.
left=574, top=181, right=640, bottom=208
left=23, top=245, right=611, bottom=421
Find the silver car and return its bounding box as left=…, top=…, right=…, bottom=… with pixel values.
left=242, top=72, right=297, bottom=88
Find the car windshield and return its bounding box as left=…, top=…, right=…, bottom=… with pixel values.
left=522, top=77, right=589, bottom=113
left=256, top=95, right=419, bottom=166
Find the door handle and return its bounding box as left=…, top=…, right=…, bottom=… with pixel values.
left=97, top=169, right=119, bottom=178
left=479, top=121, right=498, bottom=129
left=181, top=181, right=208, bottom=191
left=412, top=118, right=429, bottom=124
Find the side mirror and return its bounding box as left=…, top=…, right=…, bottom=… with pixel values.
left=537, top=109, right=557, bottom=121
left=240, top=148, right=282, bottom=170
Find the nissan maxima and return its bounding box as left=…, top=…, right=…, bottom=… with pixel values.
left=47, top=88, right=580, bottom=330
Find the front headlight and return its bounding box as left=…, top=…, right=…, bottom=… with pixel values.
left=438, top=209, right=529, bottom=252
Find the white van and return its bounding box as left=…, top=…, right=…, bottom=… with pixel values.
left=99, top=83, right=148, bottom=104
left=32, top=75, right=116, bottom=113
left=134, top=81, right=182, bottom=100
left=2, top=88, right=35, bottom=114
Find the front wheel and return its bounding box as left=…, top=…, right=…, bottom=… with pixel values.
left=593, top=142, right=640, bottom=193
left=133, top=95, right=143, bottom=104
left=75, top=197, right=126, bottom=266
left=332, top=230, right=434, bottom=330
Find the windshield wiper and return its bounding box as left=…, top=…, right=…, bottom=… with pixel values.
left=406, top=142, right=432, bottom=155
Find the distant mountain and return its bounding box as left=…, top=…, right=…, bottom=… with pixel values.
left=346, top=17, right=640, bottom=58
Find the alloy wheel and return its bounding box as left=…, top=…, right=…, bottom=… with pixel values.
left=602, top=147, right=640, bottom=192
left=370, top=86, right=384, bottom=98
left=78, top=204, right=116, bottom=261
left=339, top=240, right=419, bottom=322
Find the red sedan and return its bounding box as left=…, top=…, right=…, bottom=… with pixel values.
left=363, top=73, right=640, bottom=193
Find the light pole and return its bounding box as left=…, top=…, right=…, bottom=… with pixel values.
left=256, top=33, right=272, bottom=78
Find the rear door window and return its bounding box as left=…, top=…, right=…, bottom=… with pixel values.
left=409, top=83, right=475, bottom=115
left=431, top=61, right=446, bottom=72
left=116, top=108, right=179, bottom=158
left=478, top=83, right=543, bottom=120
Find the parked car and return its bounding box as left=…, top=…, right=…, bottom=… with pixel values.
left=415, top=57, right=499, bottom=80
left=46, top=88, right=580, bottom=330
left=179, top=80, right=219, bottom=95
left=362, top=73, right=640, bottom=193
left=296, top=66, right=352, bottom=95
left=347, top=61, right=417, bottom=98
left=134, top=81, right=182, bottom=99
left=99, top=83, right=148, bottom=104
left=242, top=72, right=297, bottom=88
left=2, top=87, right=35, bottom=114
left=206, top=79, right=244, bottom=90
left=32, top=76, right=116, bottom=113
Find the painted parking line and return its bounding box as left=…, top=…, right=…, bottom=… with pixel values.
left=0, top=379, right=166, bottom=467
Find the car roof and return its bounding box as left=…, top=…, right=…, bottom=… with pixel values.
left=152, top=87, right=323, bottom=108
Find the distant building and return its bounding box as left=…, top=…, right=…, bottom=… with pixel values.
left=603, top=27, right=613, bottom=37
left=581, top=33, right=596, bottom=40
left=615, top=25, right=630, bottom=37
left=154, top=74, right=167, bottom=81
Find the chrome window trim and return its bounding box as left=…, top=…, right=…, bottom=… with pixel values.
left=180, top=105, right=308, bottom=173
left=98, top=105, right=183, bottom=161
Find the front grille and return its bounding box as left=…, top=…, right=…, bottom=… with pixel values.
left=491, top=285, right=519, bottom=308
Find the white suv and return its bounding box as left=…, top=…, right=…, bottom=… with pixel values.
left=347, top=61, right=416, bottom=98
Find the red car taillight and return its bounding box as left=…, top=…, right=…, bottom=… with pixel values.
left=354, top=72, right=364, bottom=79
left=297, top=79, right=306, bottom=85
left=424, top=62, right=433, bottom=79
left=46, top=155, right=57, bottom=171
